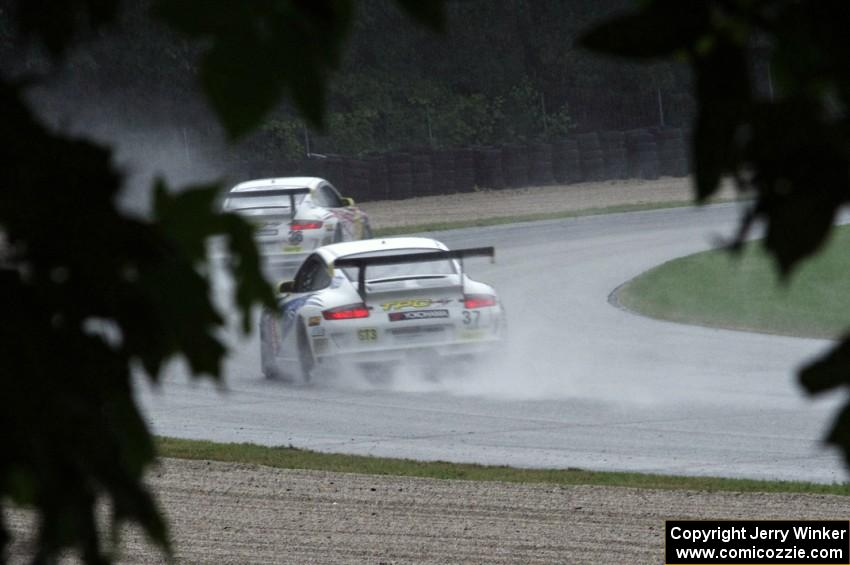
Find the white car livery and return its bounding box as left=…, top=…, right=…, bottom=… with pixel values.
left=259, top=237, right=506, bottom=381
left=222, top=176, right=372, bottom=276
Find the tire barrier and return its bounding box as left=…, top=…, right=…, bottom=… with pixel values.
left=474, top=146, right=506, bottom=190
left=577, top=132, right=605, bottom=182
left=601, top=130, right=629, bottom=180
left=254, top=126, right=690, bottom=202
left=346, top=159, right=371, bottom=199
left=528, top=143, right=556, bottom=185
left=625, top=129, right=659, bottom=180
left=366, top=155, right=390, bottom=200
left=411, top=152, right=434, bottom=197
left=653, top=127, right=689, bottom=177
left=453, top=148, right=476, bottom=193
left=552, top=139, right=581, bottom=184
left=385, top=152, right=414, bottom=200
left=431, top=150, right=456, bottom=195
left=502, top=144, right=530, bottom=188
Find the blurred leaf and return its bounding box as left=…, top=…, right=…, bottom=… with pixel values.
left=217, top=212, right=277, bottom=333
left=0, top=74, right=268, bottom=560
left=0, top=511, right=7, bottom=561
left=153, top=0, right=356, bottom=137
left=800, top=336, right=850, bottom=395
left=391, top=0, right=446, bottom=32
left=14, top=0, right=119, bottom=58
left=580, top=0, right=709, bottom=59
left=724, top=98, right=850, bottom=274
left=199, top=34, right=287, bottom=139
left=4, top=0, right=455, bottom=561
left=583, top=0, right=850, bottom=472
left=152, top=179, right=276, bottom=335
left=760, top=177, right=845, bottom=276
left=691, top=41, right=750, bottom=202
left=823, top=403, right=850, bottom=468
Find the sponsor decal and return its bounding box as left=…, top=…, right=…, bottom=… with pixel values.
left=288, top=230, right=304, bottom=244
left=310, top=327, right=325, bottom=337
left=279, top=294, right=312, bottom=340
left=283, top=245, right=303, bottom=252
left=329, top=209, right=357, bottom=239
left=307, top=316, right=321, bottom=327
left=388, top=309, right=449, bottom=322
left=357, top=328, right=378, bottom=341
left=381, top=298, right=452, bottom=311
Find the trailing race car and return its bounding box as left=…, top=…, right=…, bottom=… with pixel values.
left=222, top=177, right=372, bottom=276
left=259, top=237, right=506, bottom=381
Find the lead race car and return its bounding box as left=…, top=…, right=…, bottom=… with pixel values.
left=259, top=237, right=506, bottom=381
left=221, top=177, right=372, bottom=277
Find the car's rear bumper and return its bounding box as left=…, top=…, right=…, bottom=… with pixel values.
left=315, top=338, right=502, bottom=366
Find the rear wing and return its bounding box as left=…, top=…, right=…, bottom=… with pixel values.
left=225, top=187, right=311, bottom=219
left=333, top=247, right=495, bottom=300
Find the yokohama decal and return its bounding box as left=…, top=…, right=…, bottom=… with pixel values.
left=388, top=309, right=449, bottom=322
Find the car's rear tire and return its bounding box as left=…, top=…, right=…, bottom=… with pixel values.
left=296, top=324, right=314, bottom=383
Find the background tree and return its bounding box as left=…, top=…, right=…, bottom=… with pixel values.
left=0, top=0, right=445, bottom=562
left=582, top=0, right=850, bottom=463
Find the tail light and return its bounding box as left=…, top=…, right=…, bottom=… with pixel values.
left=322, top=303, right=370, bottom=320
left=290, top=220, right=323, bottom=230
left=463, top=294, right=497, bottom=309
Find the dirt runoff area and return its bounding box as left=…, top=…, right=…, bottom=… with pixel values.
left=7, top=458, right=847, bottom=564
left=363, top=176, right=736, bottom=229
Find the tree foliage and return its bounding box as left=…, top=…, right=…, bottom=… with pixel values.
left=582, top=0, right=850, bottom=463
left=0, top=0, right=444, bottom=562
left=8, top=0, right=682, bottom=164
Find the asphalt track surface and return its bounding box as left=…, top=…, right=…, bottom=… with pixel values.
left=138, top=203, right=847, bottom=483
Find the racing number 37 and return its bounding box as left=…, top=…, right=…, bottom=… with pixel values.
left=462, top=310, right=480, bottom=327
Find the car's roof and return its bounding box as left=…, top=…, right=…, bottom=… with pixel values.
left=318, top=237, right=449, bottom=263
left=229, top=177, right=327, bottom=192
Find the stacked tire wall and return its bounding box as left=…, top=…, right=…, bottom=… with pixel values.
left=238, top=127, right=692, bottom=202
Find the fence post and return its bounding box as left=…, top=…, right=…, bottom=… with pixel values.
left=657, top=88, right=666, bottom=128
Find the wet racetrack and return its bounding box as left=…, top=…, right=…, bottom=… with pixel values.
left=138, top=203, right=847, bottom=483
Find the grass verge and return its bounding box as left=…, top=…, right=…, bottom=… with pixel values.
left=372, top=198, right=736, bottom=237
left=617, top=225, right=850, bottom=339
left=158, top=436, right=849, bottom=496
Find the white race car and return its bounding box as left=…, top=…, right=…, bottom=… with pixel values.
left=259, top=237, right=506, bottom=381
left=222, top=177, right=372, bottom=277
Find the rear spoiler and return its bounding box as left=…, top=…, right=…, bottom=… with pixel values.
left=226, top=187, right=311, bottom=219
left=333, top=247, right=495, bottom=300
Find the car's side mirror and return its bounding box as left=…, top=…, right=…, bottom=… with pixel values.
left=277, top=280, right=295, bottom=294
left=341, top=197, right=355, bottom=207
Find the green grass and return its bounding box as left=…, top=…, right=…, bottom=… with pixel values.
left=158, top=436, right=849, bottom=496
left=372, top=199, right=736, bottom=237
left=617, top=225, right=850, bottom=339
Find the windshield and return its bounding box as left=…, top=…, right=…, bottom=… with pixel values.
left=340, top=248, right=458, bottom=282
left=222, top=192, right=306, bottom=212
